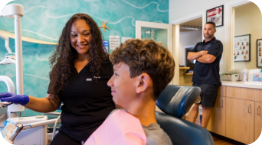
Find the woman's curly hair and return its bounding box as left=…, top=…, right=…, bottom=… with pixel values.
left=48, top=13, right=108, bottom=102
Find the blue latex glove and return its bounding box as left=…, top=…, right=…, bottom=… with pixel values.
left=0, top=92, right=29, bottom=105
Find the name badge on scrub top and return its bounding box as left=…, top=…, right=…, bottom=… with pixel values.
left=86, top=78, right=92, bottom=81
left=86, top=76, right=100, bottom=81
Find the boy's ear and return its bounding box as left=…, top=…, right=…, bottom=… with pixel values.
left=136, top=73, right=151, bottom=94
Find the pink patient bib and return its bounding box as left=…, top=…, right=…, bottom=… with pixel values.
left=84, top=110, right=147, bottom=145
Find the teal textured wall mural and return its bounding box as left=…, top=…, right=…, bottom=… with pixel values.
left=0, top=0, right=169, bottom=116
left=0, top=0, right=168, bottom=43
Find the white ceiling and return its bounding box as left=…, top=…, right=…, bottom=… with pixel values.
left=180, top=17, right=202, bottom=32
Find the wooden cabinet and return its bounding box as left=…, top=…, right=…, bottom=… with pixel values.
left=255, top=102, right=262, bottom=141
left=217, top=85, right=226, bottom=97
left=207, top=86, right=226, bottom=136
left=204, top=85, right=262, bottom=144
left=207, top=96, right=226, bottom=136
left=226, top=86, right=255, bottom=100
left=225, top=97, right=255, bottom=144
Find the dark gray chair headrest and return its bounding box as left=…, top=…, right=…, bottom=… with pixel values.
left=156, top=85, right=201, bottom=118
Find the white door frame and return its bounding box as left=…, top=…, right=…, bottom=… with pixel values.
left=135, top=21, right=173, bottom=54
left=172, top=24, right=180, bottom=85
left=224, top=0, right=251, bottom=72
left=135, top=21, right=177, bottom=84
left=170, top=11, right=205, bottom=35
left=170, top=11, right=204, bottom=85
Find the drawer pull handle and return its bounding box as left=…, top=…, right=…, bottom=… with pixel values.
left=258, top=106, right=261, bottom=115
left=248, top=105, right=251, bottom=113
left=221, top=100, right=223, bottom=108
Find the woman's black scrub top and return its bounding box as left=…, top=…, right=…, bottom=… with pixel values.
left=50, top=59, right=115, bottom=142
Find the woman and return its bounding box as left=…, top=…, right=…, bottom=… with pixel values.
left=0, top=13, right=115, bottom=145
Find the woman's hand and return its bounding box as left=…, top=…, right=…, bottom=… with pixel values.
left=0, top=92, right=29, bottom=105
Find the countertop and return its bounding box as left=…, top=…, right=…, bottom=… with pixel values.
left=221, top=81, right=262, bottom=89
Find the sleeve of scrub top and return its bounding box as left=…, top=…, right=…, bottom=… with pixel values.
left=207, top=42, right=223, bottom=58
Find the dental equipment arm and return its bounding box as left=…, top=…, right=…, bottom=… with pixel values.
left=0, top=76, right=15, bottom=93
left=0, top=4, right=25, bottom=114
left=8, top=118, right=61, bottom=143
left=5, top=39, right=12, bottom=53
left=1, top=4, right=24, bottom=97
left=0, top=34, right=12, bottom=53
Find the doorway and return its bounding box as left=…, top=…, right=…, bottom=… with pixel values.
left=179, top=17, right=202, bottom=86
left=179, top=17, right=202, bottom=67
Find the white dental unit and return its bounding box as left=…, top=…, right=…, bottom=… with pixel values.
left=0, top=4, right=25, bottom=114
left=0, top=4, right=58, bottom=145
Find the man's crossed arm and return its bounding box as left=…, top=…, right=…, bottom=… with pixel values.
left=187, top=51, right=216, bottom=64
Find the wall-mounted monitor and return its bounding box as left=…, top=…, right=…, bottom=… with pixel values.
left=185, top=47, right=195, bottom=71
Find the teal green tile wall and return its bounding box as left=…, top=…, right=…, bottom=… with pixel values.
left=0, top=0, right=168, bottom=116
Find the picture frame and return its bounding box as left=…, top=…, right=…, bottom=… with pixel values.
left=257, top=39, right=262, bottom=67
left=206, top=5, right=224, bottom=27
left=234, top=34, right=251, bottom=62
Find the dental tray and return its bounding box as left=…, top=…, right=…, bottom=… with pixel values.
left=220, top=73, right=240, bottom=82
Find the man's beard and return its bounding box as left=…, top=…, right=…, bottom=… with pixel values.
left=204, top=34, right=212, bottom=39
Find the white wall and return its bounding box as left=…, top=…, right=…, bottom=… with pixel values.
left=234, top=3, right=262, bottom=69
left=169, top=0, right=252, bottom=73
left=169, top=0, right=236, bottom=22
left=179, top=30, right=202, bottom=66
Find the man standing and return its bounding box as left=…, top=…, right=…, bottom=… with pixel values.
left=187, top=22, right=223, bottom=128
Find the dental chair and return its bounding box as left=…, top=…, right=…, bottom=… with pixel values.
left=156, top=85, right=215, bottom=145
left=47, top=85, right=214, bottom=145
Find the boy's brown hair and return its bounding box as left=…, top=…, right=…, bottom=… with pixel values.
left=109, top=39, right=175, bottom=100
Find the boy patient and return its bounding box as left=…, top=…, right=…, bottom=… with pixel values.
left=107, top=39, right=174, bottom=145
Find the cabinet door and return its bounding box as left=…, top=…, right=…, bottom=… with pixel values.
left=226, top=97, right=254, bottom=144
left=207, top=96, right=226, bottom=136
left=255, top=102, right=262, bottom=141
left=226, top=86, right=255, bottom=100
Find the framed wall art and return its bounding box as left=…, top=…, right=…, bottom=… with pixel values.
left=234, top=34, right=251, bottom=62
left=257, top=39, right=262, bottom=67
left=206, top=5, right=224, bottom=27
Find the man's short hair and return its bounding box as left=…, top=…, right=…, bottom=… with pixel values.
left=109, top=39, right=175, bottom=100
left=206, top=22, right=216, bottom=28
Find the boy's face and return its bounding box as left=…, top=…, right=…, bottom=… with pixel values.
left=107, top=62, right=137, bottom=108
